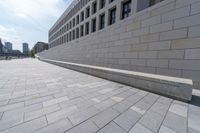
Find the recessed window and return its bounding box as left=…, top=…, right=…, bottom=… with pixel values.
left=73, top=18, right=75, bottom=27
left=99, top=13, right=105, bottom=30
left=69, top=21, right=72, bottom=29
left=85, top=22, right=90, bottom=35
left=122, top=0, right=131, bottom=19
left=86, top=6, right=90, bottom=18
left=80, top=25, right=84, bottom=37
left=137, top=0, right=164, bottom=12
left=92, top=1, right=97, bottom=14
left=72, top=30, right=75, bottom=40
left=69, top=32, right=72, bottom=41
left=110, top=0, right=115, bottom=3
left=76, top=27, right=79, bottom=38
left=81, top=11, right=84, bottom=21
left=91, top=18, right=96, bottom=33
left=100, top=0, right=106, bottom=9
left=67, top=33, right=69, bottom=42
left=109, top=7, right=116, bottom=25
left=76, top=15, right=79, bottom=25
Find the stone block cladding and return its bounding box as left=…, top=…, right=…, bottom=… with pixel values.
left=38, top=0, right=200, bottom=90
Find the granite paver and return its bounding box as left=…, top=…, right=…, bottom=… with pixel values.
left=0, top=59, right=200, bottom=133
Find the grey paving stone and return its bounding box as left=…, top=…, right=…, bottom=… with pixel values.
left=163, top=112, right=187, bottom=133
left=3, top=117, right=47, bottom=133
left=0, top=102, right=24, bottom=112
left=159, top=125, right=177, bottom=133
left=33, top=119, right=72, bottom=133
left=128, top=123, right=154, bottom=133
left=188, top=104, right=200, bottom=132
left=46, top=105, right=77, bottom=124
left=149, top=101, right=170, bottom=116
left=65, top=120, right=99, bottom=133
left=43, top=96, right=69, bottom=107
left=97, top=122, right=126, bottom=133
left=91, top=108, right=120, bottom=128
left=169, top=103, right=188, bottom=117
left=25, top=96, right=54, bottom=106
left=0, top=110, right=24, bottom=131
left=139, top=110, right=164, bottom=133
left=94, top=99, right=117, bottom=111
left=112, top=100, right=133, bottom=113
left=114, top=109, right=141, bottom=131
left=25, top=104, right=61, bottom=121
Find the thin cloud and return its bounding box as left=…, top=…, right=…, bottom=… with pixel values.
left=0, top=0, right=73, bottom=50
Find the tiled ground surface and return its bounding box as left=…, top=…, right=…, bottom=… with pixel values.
left=0, top=59, right=200, bottom=133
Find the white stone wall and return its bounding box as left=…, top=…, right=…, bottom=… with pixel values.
left=39, top=0, right=200, bottom=90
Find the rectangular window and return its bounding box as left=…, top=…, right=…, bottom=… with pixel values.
left=100, top=0, right=106, bottom=9
left=80, top=25, right=84, bottom=37
left=92, top=1, right=97, bottom=14
left=99, top=13, right=105, bottom=30
left=67, top=33, right=69, bottom=42
left=67, top=23, right=69, bottom=31
left=137, top=0, right=164, bottom=12
left=76, top=28, right=79, bottom=38
left=69, top=32, right=72, bottom=41
left=73, top=18, right=75, bottom=27
left=76, top=15, right=79, bottom=25
left=110, top=0, right=115, bottom=3
left=122, top=0, right=131, bottom=19
left=91, top=18, right=96, bottom=33
left=81, top=11, right=84, bottom=21
left=73, top=30, right=75, bottom=40
left=69, top=21, right=72, bottom=29
left=85, top=22, right=89, bottom=35
left=109, top=7, right=116, bottom=25
left=86, top=7, right=90, bottom=18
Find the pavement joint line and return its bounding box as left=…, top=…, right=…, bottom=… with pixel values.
left=126, top=93, right=160, bottom=133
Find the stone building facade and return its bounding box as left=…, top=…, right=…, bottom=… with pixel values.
left=38, top=0, right=200, bottom=90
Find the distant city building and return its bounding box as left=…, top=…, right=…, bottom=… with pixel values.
left=0, top=39, right=3, bottom=54
left=33, top=42, right=48, bottom=54
left=5, top=42, right=13, bottom=51
left=22, top=43, right=29, bottom=56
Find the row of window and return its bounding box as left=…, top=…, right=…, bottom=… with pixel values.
left=49, top=0, right=116, bottom=37
left=49, top=0, right=131, bottom=43
left=49, top=0, right=165, bottom=47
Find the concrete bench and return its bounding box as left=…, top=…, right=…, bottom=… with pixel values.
left=38, top=57, right=193, bottom=102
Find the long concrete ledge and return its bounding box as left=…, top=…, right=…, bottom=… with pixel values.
left=38, top=57, right=193, bottom=102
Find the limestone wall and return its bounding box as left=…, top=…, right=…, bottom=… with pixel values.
left=39, top=0, right=200, bottom=89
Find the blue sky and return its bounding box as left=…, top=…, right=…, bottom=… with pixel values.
left=0, top=0, right=73, bottom=51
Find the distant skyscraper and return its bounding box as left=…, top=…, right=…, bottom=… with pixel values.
left=22, top=43, right=29, bottom=56
left=0, top=39, right=3, bottom=54
left=5, top=42, right=13, bottom=51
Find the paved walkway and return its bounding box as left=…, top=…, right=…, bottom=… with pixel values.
left=0, top=59, right=200, bottom=133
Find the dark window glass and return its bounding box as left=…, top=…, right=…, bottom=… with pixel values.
left=122, top=0, right=131, bottom=19
left=85, top=22, right=89, bottom=35
left=81, top=11, right=84, bottom=21
left=109, top=8, right=116, bottom=25
left=80, top=25, right=84, bottom=37
left=91, top=18, right=96, bottom=32
left=73, top=18, right=75, bottom=27
left=76, top=15, right=79, bottom=25
left=100, top=0, right=106, bottom=9
left=73, top=30, right=75, bottom=40
left=86, top=7, right=90, bottom=18
left=76, top=28, right=79, bottom=38
left=69, top=32, right=72, bottom=41
left=92, top=1, right=97, bottom=14
left=99, top=13, right=105, bottom=30
left=110, top=0, right=115, bottom=3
